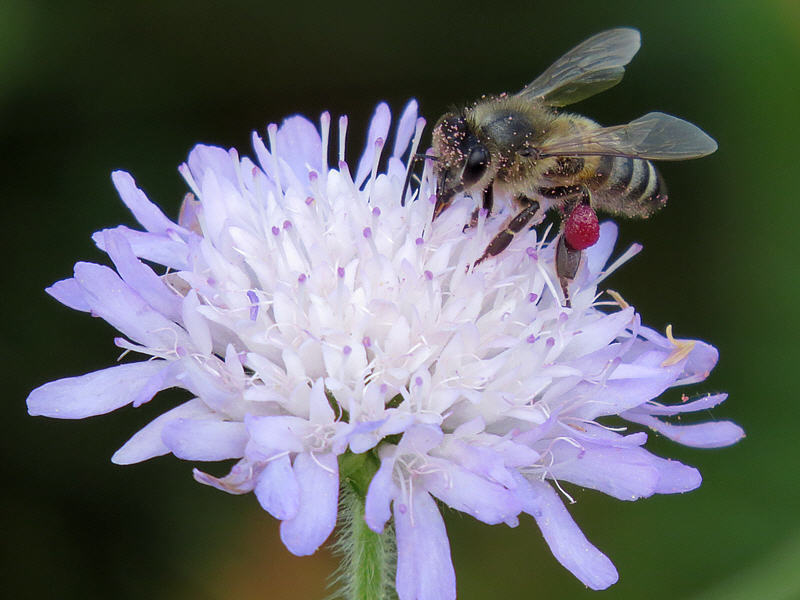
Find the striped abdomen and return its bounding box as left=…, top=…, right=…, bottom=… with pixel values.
left=590, top=155, right=667, bottom=218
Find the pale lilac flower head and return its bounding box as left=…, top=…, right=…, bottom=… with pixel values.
left=28, top=101, right=743, bottom=599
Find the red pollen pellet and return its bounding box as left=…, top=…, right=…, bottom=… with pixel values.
left=564, top=204, right=600, bottom=251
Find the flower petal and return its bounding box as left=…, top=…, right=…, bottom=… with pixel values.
left=45, top=278, right=90, bottom=312
left=513, top=475, right=618, bottom=590
left=254, top=454, right=300, bottom=520
left=365, top=449, right=399, bottom=533
left=394, top=488, right=456, bottom=600
left=111, top=170, right=182, bottom=235
left=549, top=442, right=660, bottom=500
left=112, top=398, right=214, bottom=464
left=623, top=411, right=745, bottom=448
left=161, top=419, right=248, bottom=461
left=280, top=452, right=339, bottom=556
left=27, top=361, right=170, bottom=419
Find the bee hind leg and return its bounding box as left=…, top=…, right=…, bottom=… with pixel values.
left=473, top=197, right=540, bottom=267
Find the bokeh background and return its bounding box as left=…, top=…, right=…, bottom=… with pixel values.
left=3, top=0, right=798, bottom=598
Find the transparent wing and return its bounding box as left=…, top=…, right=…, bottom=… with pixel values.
left=516, top=28, right=641, bottom=107
left=537, top=112, right=718, bottom=160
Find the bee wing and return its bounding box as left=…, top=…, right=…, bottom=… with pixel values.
left=516, top=28, right=641, bottom=107
left=538, top=112, right=718, bottom=160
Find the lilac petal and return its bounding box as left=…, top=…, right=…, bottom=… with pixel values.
left=193, top=458, right=258, bottom=494
left=399, top=424, right=443, bottom=455
left=186, top=144, right=239, bottom=190
left=561, top=307, right=634, bottom=360
left=623, top=411, right=745, bottom=448
left=394, top=488, right=456, bottom=600
left=112, top=398, right=214, bottom=464
left=245, top=415, right=308, bottom=454
left=365, top=451, right=399, bottom=533
left=638, top=392, right=729, bottom=416
left=280, top=452, right=339, bottom=556
left=161, top=419, right=248, bottom=461
left=93, top=226, right=191, bottom=271
left=392, top=99, right=418, bottom=158
left=308, top=378, right=334, bottom=425
left=45, top=278, right=90, bottom=312
left=549, top=443, right=660, bottom=500
left=275, top=115, right=322, bottom=182
left=254, top=454, right=300, bottom=520
left=103, top=229, right=182, bottom=320
left=426, top=463, right=521, bottom=525
left=27, top=361, right=169, bottom=419
left=584, top=221, right=619, bottom=277
left=674, top=340, right=719, bottom=385
left=513, top=475, right=618, bottom=590
left=73, top=262, right=188, bottom=349
left=650, top=456, right=702, bottom=493
left=178, top=358, right=239, bottom=415
left=354, top=102, right=391, bottom=188
left=111, top=170, right=181, bottom=235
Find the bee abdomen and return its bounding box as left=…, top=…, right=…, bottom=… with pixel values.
left=592, top=156, right=667, bottom=218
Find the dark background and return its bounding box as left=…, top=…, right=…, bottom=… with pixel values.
left=3, top=1, right=798, bottom=598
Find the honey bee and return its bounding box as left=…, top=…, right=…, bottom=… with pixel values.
left=430, top=28, right=717, bottom=305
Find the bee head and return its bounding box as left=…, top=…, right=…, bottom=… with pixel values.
left=432, top=113, right=491, bottom=219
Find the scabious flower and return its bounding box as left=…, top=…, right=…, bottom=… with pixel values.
left=27, top=100, right=743, bottom=599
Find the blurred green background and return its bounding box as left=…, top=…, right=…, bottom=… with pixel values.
left=3, top=0, right=798, bottom=598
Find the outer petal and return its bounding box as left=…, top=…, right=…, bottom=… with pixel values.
left=161, top=419, right=248, bottom=461
left=425, top=463, right=521, bottom=525
left=354, top=102, right=391, bottom=188
left=650, top=456, right=702, bottom=494
left=111, top=170, right=183, bottom=235
left=395, top=488, right=456, bottom=600
left=254, top=454, right=300, bottom=520
left=46, top=278, right=90, bottom=312
left=73, top=262, right=188, bottom=349
left=280, top=452, right=339, bottom=556
left=365, top=450, right=398, bottom=533
left=513, top=475, right=618, bottom=590
left=112, top=398, right=214, bottom=464
left=549, top=443, right=659, bottom=500
left=27, top=361, right=169, bottom=419
left=623, top=411, right=745, bottom=449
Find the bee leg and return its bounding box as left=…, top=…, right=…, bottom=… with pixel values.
left=464, top=183, right=495, bottom=231
left=555, top=234, right=582, bottom=308
left=473, top=198, right=540, bottom=267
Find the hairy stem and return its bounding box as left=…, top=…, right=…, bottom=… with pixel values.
left=331, top=452, right=396, bottom=600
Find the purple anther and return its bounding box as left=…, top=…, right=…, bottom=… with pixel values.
left=282, top=220, right=292, bottom=230
left=362, top=336, right=372, bottom=348
left=372, top=207, right=381, bottom=216
left=527, top=334, right=537, bottom=344
left=526, top=247, right=537, bottom=259
left=271, top=226, right=280, bottom=236
left=424, top=270, right=433, bottom=281
left=337, top=266, right=345, bottom=278
left=343, top=345, right=352, bottom=355
left=528, top=293, right=538, bottom=303
left=415, top=376, right=423, bottom=387
left=363, top=227, right=372, bottom=239
left=415, top=237, right=424, bottom=245
left=247, top=290, right=259, bottom=321
left=305, top=196, right=314, bottom=205
left=297, top=273, right=307, bottom=284
left=546, top=337, right=555, bottom=347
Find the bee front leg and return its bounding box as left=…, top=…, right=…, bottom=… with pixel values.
left=473, top=197, right=540, bottom=267
left=465, top=183, right=495, bottom=231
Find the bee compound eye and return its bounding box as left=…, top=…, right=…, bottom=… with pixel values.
left=463, top=145, right=490, bottom=185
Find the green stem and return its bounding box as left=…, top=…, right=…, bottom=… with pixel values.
left=332, top=451, right=396, bottom=600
